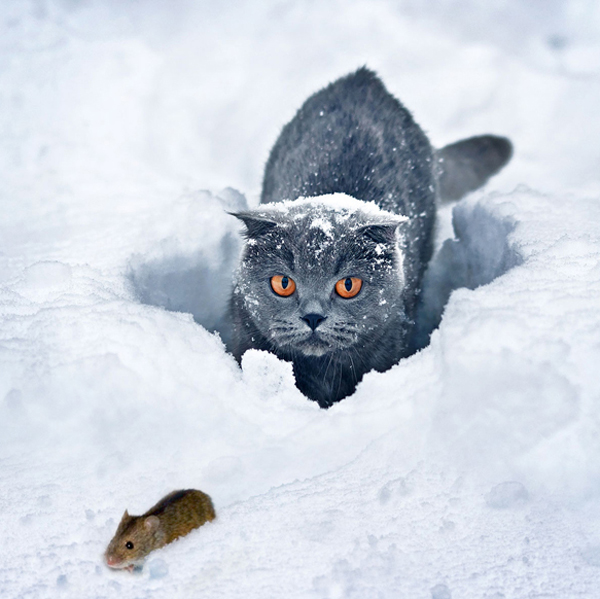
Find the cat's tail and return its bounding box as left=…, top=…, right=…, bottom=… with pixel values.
left=435, top=135, right=513, bottom=203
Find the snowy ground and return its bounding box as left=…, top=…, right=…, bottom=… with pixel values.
left=1, top=1, right=600, bottom=597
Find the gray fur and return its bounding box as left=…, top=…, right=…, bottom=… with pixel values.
left=230, top=68, right=512, bottom=407
left=261, top=67, right=437, bottom=313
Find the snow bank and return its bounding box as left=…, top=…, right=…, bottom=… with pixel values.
left=1, top=1, right=600, bottom=598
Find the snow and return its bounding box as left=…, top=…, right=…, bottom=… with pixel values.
left=1, top=1, right=600, bottom=598
left=285, top=193, right=409, bottom=220
left=246, top=193, right=408, bottom=259
left=250, top=193, right=408, bottom=238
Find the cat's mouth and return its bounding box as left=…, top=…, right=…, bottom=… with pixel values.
left=297, top=333, right=333, bottom=357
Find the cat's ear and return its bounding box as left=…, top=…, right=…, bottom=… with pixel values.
left=357, top=220, right=406, bottom=244
left=230, top=212, right=278, bottom=239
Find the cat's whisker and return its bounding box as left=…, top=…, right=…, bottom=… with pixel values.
left=321, top=353, right=335, bottom=383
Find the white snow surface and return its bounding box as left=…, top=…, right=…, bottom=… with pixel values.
left=1, top=1, right=600, bottom=597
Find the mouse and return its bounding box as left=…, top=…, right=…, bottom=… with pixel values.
left=104, top=489, right=216, bottom=571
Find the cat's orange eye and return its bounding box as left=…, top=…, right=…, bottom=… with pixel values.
left=271, top=275, right=296, bottom=297
left=335, top=277, right=362, bottom=298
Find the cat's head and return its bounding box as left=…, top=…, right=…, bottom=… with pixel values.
left=232, top=194, right=408, bottom=358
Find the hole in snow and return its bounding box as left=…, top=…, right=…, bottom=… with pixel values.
left=128, top=232, right=240, bottom=346
left=128, top=192, right=521, bottom=359
left=411, top=199, right=522, bottom=351
left=127, top=189, right=246, bottom=348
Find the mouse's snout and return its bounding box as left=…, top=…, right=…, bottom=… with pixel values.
left=105, top=554, right=120, bottom=568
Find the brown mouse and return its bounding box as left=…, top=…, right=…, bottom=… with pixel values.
left=104, top=489, right=216, bottom=571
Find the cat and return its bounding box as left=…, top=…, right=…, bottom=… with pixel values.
left=230, top=68, right=512, bottom=408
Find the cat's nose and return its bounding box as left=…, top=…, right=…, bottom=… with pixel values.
left=301, top=313, right=327, bottom=331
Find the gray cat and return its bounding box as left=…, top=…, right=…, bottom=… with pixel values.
left=230, top=68, right=512, bottom=407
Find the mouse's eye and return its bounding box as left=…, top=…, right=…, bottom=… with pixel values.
left=335, top=277, right=362, bottom=298
left=271, top=275, right=296, bottom=297
left=126, top=541, right=134, bottom=550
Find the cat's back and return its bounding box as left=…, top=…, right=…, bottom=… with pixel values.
left=261, top=67, right=436, bottom=221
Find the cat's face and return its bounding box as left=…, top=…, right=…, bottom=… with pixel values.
left=233, top=196, right=407, bottom=358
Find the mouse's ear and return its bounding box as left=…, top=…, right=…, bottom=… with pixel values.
left=144, top=515, right=161, bottom=532
left=119, top=510, right=131, bottom=525
left=115, top=510, right=132, bottom=534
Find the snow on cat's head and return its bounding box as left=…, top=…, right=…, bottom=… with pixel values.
left=231, top=194, right=408, bottom=358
